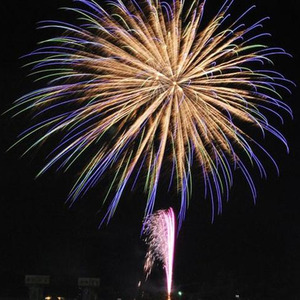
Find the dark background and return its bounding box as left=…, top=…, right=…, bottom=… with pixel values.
left=1, top=0, right=299, bottom=299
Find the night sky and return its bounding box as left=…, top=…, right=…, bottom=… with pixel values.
left=1, top=0, right=299, bottom=299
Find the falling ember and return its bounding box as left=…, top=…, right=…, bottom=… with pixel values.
left=143, top=208, right=176, bottom=299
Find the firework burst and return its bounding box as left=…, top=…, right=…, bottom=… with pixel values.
left=9, top=0, right=292, bottom=226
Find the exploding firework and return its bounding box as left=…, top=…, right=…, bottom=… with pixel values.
left=143, top=207, right=176, bottom=299
left=9, top=0, right=292, bottom=225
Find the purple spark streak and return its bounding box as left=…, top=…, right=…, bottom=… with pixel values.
left=143, top=208, right=176, bottom=299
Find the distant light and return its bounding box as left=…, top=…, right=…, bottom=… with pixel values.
left=178, top=291, right=183, bottom=296
left=235, top=294, right=240, bottom=299
left=45, top=297, right=51, bottom=300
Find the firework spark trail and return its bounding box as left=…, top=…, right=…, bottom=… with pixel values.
left=143, top=208, right=176, bottom=298
left=9, top=0, right=293, bottom=226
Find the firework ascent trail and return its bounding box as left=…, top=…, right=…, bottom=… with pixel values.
left=143, top=208, right=176, bottom=299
